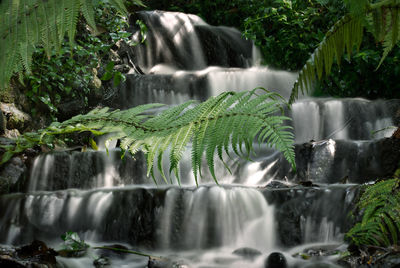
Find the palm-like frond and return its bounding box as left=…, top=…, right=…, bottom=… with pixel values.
left=0, top=0, right=146, bottom=89
left=346, top=179, right=400, bottom=247
left=0, top=90, right=295, bottom=185
left=289, top=0, right=400, bottom=104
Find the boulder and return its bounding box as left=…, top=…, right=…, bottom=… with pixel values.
left=0, top=102, right=31, bottom=131
left=265, top=252, right=287, bottom=268
left=0, top=108, right=5, bottom=135
left=232, top=247, right=262, bottom=260
left=0, top=156, right=26, bottom=194
left=0, top=240, right=58, bottom=268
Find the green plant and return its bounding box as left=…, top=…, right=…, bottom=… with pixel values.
left=243, top=0, right=345, bottom=70
left=346, top=179, right=400, bottom=247
left=0, top=0, right=144, bottom=90
left=61, top=231, right=90, bottom=252
left=290, top=0, right=400, bottom=103
left=0, top=89, right=295, bottom=185
left=59, top=231, right=154, bottom=257
left=17, top=0, right=147, bottom=120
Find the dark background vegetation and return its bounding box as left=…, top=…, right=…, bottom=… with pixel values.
left=20, top=0, right=400, bottom=123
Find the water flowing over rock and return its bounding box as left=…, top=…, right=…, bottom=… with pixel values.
left=1, top=10, right=399, bottom=268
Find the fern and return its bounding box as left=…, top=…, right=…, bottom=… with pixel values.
left=0, top=0, right=144, bottom=89
left=0, top=89, right=295, bottom=185
left=346, top=179, right=400, bottom=247
left=289, top=0, right=400, bottom=103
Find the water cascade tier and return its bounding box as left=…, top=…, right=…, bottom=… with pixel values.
left=1, top=10, right=399, bottom=268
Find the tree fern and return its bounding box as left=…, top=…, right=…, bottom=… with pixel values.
left=0, top=0, right=144, bottom=89
left=0, top=90, right=295, bottom=185
left=289, top=0, right=400, bottom=103
left=346, top=179, right=400, bottom=247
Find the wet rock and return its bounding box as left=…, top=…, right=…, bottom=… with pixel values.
left=0, top=257, right=26, bottom=268
left=16, top=240, right=58, bottom=263
left=0, top=240, right=58, bottom=267
left=302, top=262, right=339, bottom=268
left=232, top=247, right=262, bottom=260
left=264, top=180, right=289, bottom=189
left=148, top=256, right=172, bottom=268
left=96, top=244, right=129, bottom=259
left=298, top=181, right=319, bottom=187
left=93, top=256, right=111, bottom=267
left=57, top=249, right=87, bottom=258
left=0, top=102, right=31, bottom=131
left=265, top=252, right=287, bottom=268
left=339, top=251, right=400, bottom=268
left=147, top=256, right=190, bottom=268
left=0, top=108, right=5, bottom=135
left=0, top=156, right=26, bottom=194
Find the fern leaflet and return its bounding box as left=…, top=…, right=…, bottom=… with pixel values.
left=0, top=90, right=295, bottom=185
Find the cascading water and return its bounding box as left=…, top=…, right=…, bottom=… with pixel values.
left=1, top=10, right=399, bottom=268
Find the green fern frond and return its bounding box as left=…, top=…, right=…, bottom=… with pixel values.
left=346, top=179, right=400, bottom=247
left=289, top=0, right=400, bottom=104
left=0, top=0, right=139, bottom=89
left=0, top=90, right=295, bottom=185
left=79, top=0, right=97, bottom=33
left=289, top=14, right=364, bottom=104
left=65, top=0, right=81, bottom=47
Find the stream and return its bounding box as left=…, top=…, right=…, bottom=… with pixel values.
left=1, top=10, right=400, bottom=268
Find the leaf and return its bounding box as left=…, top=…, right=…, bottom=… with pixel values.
left=0, top=90, right=295, bottom=184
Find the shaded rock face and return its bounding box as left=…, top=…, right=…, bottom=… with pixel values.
left=0, top=240, right=58, bottom=268
left=0, top=157, right=27, bottom=194
left=0, top=188, right=166, bottom=248
left=25, top=150, right=148, bottom=192
left=106, top=72, right=209, bottom=109
left=232, top=247, right=262, bottom=260
left=0, top=102, right=31, bottom=132
left=127, top=11, right=254, bottom=73
left=262, top=185, right=360, bottom=247
left=293, top=138, right=400, bottom=183
left=0, top=108, right=5, bottom=135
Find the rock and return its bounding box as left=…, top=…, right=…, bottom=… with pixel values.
left=93, top=256, right=111, bottom=267
left=147, top=257, right=190, bottom=268
left=0, top=102, right=31, bottom=131
left=339, top=251, right=400, bottom=268
left=0, top=156, right=26, bottom=194
left=0, top=108, right=5, bottom=135
left=302, top=262, right=339, bottom=268
left=57, top=99, right=86, bottom=121
left=232, top=247, right=262, bottom=260
left=264, top=180, right=289, bottom=189
left=96, top=244, right=129, bottom=259
left=0, top=240, right=59, bottom=267
left=4, top=128, right=21, bottom=138
left=147, top=256, right=172, bottom=268
left=265, top=252, right=287, bottom=268
left=0, top=257, right=26, bottom=268
left=298, top=181, right=319, bottom=187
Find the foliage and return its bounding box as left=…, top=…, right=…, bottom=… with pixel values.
left=60, top=231, right=153, bottom=257
left=290, top=0, right=400, bottom=103
left=346, top=179, right=400, bottom=247
left=242, top=0, right=345, bottom=70
left=314, top=37, right=400, bottom=99
left=0, top=90, right=295, bottom=185
left=0, top=0, right=144, bottom=90
left=17, top=0, right=143, bottom=120
left=60, top=231, right=89, bottom=252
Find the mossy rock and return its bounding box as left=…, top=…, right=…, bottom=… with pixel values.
left=0, top=103, right=31, bottom=131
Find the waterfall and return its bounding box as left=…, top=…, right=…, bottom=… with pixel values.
left=1, top=10, right=399, bottom=268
